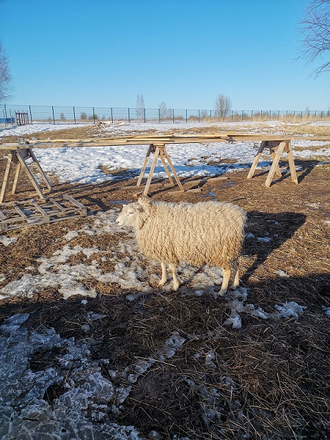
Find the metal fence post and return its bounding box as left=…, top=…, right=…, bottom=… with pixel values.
left=111, top=107, right=113, bottom=123
left=93, top=107, right=96, bottom=124
left=29, top=105, right=33, bottom=124
left=172, top=109, right=175, bottom=123
left=52, top=106, right=55, bottom=124
left=73, top=107, right=76, bottom=124
left=128, top=108, right=130, bottom=123
left=143, top=108, right=146, bottom=123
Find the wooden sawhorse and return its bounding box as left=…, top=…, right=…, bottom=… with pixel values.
left=247, top=140, right=298, bottom=187
left=0, top=146, right=53, bottom=204
left=136, top=144, right=184, bottom=196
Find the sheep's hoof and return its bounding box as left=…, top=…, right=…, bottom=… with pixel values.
left=158, top=280, right=166, bottom=287
left=218, top=289, right=227, bottom=297
left=172, top=283, right=180, bottom=292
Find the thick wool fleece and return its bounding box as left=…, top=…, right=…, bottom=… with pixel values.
left=135, top=198, right=246, bottom=270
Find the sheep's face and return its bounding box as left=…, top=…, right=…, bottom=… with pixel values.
left=116, top=203, right=140, bottom=228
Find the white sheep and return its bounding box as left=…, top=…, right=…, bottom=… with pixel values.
left=116, top=197, right=246, bottom=296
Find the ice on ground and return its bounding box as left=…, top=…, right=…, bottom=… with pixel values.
left=275, top=270, right=290, bottom=278
left=0, top=235, right=18, bottom=246
left=323, top=307, right=330, bottom=318
left=274, top=302, right=306, bottom=319
left=256, top=236, right=272, bottom=243
left=223, top=288, right=306, bottom=329
left=0, top=313, right=187, bottom=440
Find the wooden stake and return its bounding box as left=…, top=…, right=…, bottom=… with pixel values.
left=12, top=161, right=22, bottom=195
left=16, top=150, right=46, bottom=199
left=0, top=154, right=13, bottom=204
left=247, top=141, right=266, bottom=180
left=163, top=147, right=184, bottom=192
left=137, top=144, right=154, bottom=187
left=265, top=141, right=286, bottom=187
left=28, top=148, right=53, bottom=191
left=143, top=146, right=160, bottom=196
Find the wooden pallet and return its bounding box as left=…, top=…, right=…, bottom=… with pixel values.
left=0, top=194, right=87, bottom=232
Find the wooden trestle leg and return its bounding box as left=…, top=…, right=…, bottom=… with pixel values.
left=0, top=147, right=54, bottom=204
left=137, top=144, right=184, bottom=196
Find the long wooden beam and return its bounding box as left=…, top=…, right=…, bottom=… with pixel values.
left=1, top=133, right=330, bottom=150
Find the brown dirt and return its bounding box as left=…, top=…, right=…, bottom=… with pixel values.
left=0, top=131, right=329, bottom=439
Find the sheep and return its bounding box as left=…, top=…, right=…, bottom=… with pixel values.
left=116, top=197, right=246, bottom=296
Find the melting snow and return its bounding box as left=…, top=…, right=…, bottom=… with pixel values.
left=1, top=121, right=329, bottom=186
left=0, top=313, right=188, bottom=440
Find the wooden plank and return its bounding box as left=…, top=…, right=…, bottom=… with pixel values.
left=163, top=147, right=184, bottom=192
left=159, top=148, right=174, bottom=185
left=1, top=133, right=330, bottom=151
left=0, top=154, right=13, bottom=204
left=265, top=142, right=286, bottom=187
left=12, top=203, right=28, bottom=220
left=247, top=141, right=267, bottom=180
left=28, top=148, right=53, bottom=192
left=49, top=198, right=66, bottom=212
left=287, top=142, right=298, bottom=185
left=137, top=144, right=154, bottom=187
left=63, top=194, right=87, bottom=215
left=31, top=200, right=49, bottom=217
left=270, top=151, right=282, bottom=178
left=12, top=161, right=22, bottom=195
left=16, top=150, right=46, bottom=200
left=143, top=146, right=160, bottom=196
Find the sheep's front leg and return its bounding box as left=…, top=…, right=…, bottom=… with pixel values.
left=219, top=268, right=231, bottom=296
left=158, top=262, right=168, bottom=287
left=169, top=263, right=180, bottom=291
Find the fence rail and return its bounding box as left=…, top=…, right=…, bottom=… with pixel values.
left=1, top=104, right=330, bottom=126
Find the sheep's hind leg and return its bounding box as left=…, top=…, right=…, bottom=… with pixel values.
left=158, top=262, right=167, bottom=287
left=232, top=260, right=240, bottom=289
left=169, top=263, right=180, bottom=291
left=219, top=268, right=231, bottom=296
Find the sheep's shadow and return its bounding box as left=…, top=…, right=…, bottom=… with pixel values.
left=242, top=211, right=306, bottom=283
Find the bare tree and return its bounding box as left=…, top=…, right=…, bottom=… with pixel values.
left=0, top=43, right=12, bottom=102
left=300, top=0, right=330, bottom=76
left=214, top=94, right=231, bottom=119
left=158, top=101, right=168, bottom=120
left=136, top=94, right=145, bottom=121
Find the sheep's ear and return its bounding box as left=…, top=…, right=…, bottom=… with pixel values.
left=138, top=196, right=151, bottom=212
left=135, top=199, right=150, bottom=229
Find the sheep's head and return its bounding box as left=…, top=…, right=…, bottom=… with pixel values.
left=116, top=197, right=153, bottom=229
left=116, top=202, right=146, bottom=229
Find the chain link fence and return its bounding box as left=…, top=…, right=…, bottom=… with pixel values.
left=1, top=104, right=330, bottom=127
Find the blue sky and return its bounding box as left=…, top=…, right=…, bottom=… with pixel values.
left=0, top=0, right=328, bottom=111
